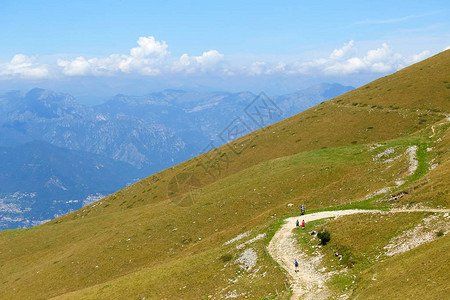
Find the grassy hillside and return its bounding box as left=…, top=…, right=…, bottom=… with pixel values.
left=0, top=50, right=449, bottom=299
left=293, top=210, right=449, bottom=299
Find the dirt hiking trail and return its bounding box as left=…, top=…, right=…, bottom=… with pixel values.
left=267, top=208, right=450, bottom=300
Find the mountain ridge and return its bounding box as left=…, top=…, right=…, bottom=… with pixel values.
left=0, top=83, right=353, bottom=229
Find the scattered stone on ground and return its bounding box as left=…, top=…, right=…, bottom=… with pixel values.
left=224, top=231, right=250, bottom=246
left=384, top=213, right=450, bottom=256
left=236, top=248, right=257, bottom=271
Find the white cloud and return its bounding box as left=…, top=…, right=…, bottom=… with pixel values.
left=370, top=62, right=392, bottom=73
left=249, top=41, right=432, bottom=76
left=10, top=54, right=28, bottom=65
left=0, top=54, right=49, bottom=79
left=324, top=57, right=366, bottom=74
left=130, top=36, right=169, bottom=59
left=268, top=62, right=287, bottom=75
left=319, top=41, right=429, bottom=75
left=56, top=37, right=224, bottom=77
left=56, top=36, right=170, bottom=77
left=0, top=38, right=435, bottom=81
left=175, top=50, right=224, bottom=73
left=195, top=50, right=224, bottom=68
left=364, top=43, right=391, bottom=62
left=120, top=36, right=169, bottom=75
left=291, top=58, right=328, bottom=74
left=406, top=50, right=431, bottom=64
left=89, top=54, right=126, bottom=75
left=57, top=56, right=91, bottom=76
left=248, top=61, right=267, bottom=76
left=329, top=40, right=354, bottom=59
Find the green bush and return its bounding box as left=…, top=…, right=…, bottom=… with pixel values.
left=220, top=254, right=233, bottom=262
left=318, top=230, right=331, bottom=245
left=436, top=230, right=445, bottom=237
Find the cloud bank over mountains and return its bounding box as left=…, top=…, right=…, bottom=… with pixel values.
left=0, top=36, right=440, bottom=81
left=0, top=54, right=50, bottom=79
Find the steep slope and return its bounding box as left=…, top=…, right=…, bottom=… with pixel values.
left=0, top=50, right=448, bottom=299
left=394, top=118, right=450, bottom=208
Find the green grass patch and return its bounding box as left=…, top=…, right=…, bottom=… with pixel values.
left=308, top=196, right=389, bottom=214
left=407, top=144, right=430, bottom=183
left=311, top=212, right=431, bottom=296
left=293, top=218, right=332, bottom=255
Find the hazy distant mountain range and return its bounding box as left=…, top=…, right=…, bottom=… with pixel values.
left=0, top=83, right=353, bottom=229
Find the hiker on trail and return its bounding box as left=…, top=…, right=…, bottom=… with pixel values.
left=296, top=219, right=300, bottom=228
left=300, top=204, right=305, bottom=215
left=301, top=220, right=305, bottom=230
left=294, top=259, right=299, bottom=272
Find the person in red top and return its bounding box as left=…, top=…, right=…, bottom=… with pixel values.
left=301, top=220, right=305, bottom=229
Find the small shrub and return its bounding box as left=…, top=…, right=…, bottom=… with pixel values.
left=317, top=230, right=331, bottom=245
left=436, top=230, right=445, bottom=237
left=220, top=254, right=233, bottom=262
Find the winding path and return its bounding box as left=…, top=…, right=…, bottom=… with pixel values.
left=267, top=208, right=450, bottom=300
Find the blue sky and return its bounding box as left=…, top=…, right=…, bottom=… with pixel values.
left=0, top=0, right=449, bottom=98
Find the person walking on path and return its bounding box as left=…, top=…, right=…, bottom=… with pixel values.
left=296, top=219, right=300, bottom=229
left=294, top=259, right=299, bottom=273
left=301, top=220, right=305, bottom=230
